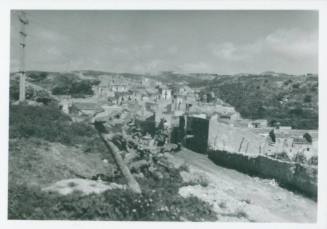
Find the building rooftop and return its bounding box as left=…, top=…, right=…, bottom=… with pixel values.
left=73, top=102, right=103, bottom=112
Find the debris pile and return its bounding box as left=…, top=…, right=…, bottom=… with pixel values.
left=111, top=119, right=182, bottom=181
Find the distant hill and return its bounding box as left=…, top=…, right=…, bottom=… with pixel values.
left=204, top=74, right=318, bottom=129
left=148, top=71, right=221, bottom=86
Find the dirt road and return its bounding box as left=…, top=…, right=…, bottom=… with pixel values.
left=176, top=148, right=317, bottom=222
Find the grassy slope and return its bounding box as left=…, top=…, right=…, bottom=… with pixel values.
left=8, top=103, right=217, bottom=221
left=9, top=138, right=114, bottom=187
left=9, top=103, right=116, bottom=188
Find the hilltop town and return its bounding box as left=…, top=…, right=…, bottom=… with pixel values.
left=8, top=70, right=318, bottom=221
left=10, top=70, right=318, bottom=163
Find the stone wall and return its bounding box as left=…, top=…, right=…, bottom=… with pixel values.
left=208, top=150, right=317, bottom=199
left=208, top=115, right=266, bottom=155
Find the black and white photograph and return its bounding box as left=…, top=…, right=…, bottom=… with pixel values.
left=1, top=0, right=327, bottom=227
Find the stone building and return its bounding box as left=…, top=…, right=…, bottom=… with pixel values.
left=160, top=88, right=172, bottom=100
left=248, top=119, right=268, bottom=128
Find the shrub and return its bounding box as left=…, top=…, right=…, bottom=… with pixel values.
left=27, top=72, right=48, bottom=82
left=308, top=155, right=318, bottom=166
left=294, top=152, right=307, bottom=164
left=51, top=76, right=97, bottom=97
left=303, top=133, right=312, bottom=143
left=235, top=209, right=248, bottom=219
left=292, top=83, right=300, bottom=89
left=52, top=85, right=71, bottom=95
left=284, top=79, right=292, bottom=86
left=10, top=79, right=34, bottom=101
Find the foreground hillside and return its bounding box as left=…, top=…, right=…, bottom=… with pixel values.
left=8, top=103, right=217, bottom=221
left=203, top=74, right=318, bottom=129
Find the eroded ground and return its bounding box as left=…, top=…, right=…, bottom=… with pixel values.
left=176, top=148, right=317, bottom=222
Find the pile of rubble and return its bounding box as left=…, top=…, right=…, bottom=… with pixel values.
left=108, top=119, right=181, bottom=181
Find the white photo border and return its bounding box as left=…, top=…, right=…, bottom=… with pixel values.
left=1, top=1, right=326, bottom=229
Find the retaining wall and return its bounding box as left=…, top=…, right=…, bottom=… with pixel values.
left=208, top=117, right=266, bottom=155
left=208, top=150, right=317, bottom=199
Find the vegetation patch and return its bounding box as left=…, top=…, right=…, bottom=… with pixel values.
left=203, top=75, right=318, bottom=129
left=9, top=103, right=97, bottom=146
left=8, top=169, right=217, bottom=221
left=9, top=138, right=115, bottom=187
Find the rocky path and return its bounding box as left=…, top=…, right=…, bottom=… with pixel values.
left=176, top=148, right=317, bottom=222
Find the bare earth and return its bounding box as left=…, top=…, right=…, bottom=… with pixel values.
left=176, top=148, right=317, bottom=222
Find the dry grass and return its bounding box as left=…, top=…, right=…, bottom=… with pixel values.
left=9, top=138, right=115, bottom=187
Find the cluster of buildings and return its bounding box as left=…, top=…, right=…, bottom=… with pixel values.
left=57, top=73, right=318, bottom=164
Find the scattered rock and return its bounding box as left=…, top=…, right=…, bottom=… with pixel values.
left=180, top=170, right=210, bottom=187
left=42, top=178, right=126, bottom=195
left=102, top=159, right=109, bottom=164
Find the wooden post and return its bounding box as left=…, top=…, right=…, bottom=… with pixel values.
left=245, top=142, right=249, bottom=154
left=18, top=11, right=28, bottom=102
left=238, top=137, right=245, bottom=153
left=94, top=122, right=141, bottom=194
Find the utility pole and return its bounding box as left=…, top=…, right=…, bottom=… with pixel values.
left=18, top=11, right=28, bottom=102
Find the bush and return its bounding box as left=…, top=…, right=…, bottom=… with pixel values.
left=52, top=85, right=71, bottom=95
left=308, top=155, right=318, bottom=166
left=292, top=83, right=300, bottom=89
left=294, top=152, right=307, bottom=164
left=27, top=72, right=48, bottom=82
left=10, top=79, right=34, bottom=101
left=303, top=133, right=312, bottom=143
left=51, top=76, right=96, bottom=97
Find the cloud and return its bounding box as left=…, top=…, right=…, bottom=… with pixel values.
left=210, top=28, right=318, bottom=63
left=181, top=62, right=213, bottom=73
left=110, top=44, right=154, bottom=59
left=131, top=59, right=167, bottom=73
left=167, top=46, right=178, bottom=55
left=265, top=28, right=318, bottom=60
left=210, top=42, right=258, bottom=61
left=46, top=46, right=62, bottom=57
left=36, top=27, right=68, bottom=42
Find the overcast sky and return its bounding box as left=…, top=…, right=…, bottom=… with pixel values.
left=10, top=10, right=318, bottom=74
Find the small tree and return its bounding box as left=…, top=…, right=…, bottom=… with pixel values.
left=269, top=129, right=276, bottom=143
left=303, top=133, right=312, bottom=143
